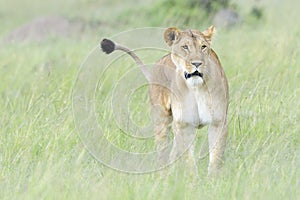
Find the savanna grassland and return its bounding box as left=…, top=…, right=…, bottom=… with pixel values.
left=0, top=0, right=299, bottom=199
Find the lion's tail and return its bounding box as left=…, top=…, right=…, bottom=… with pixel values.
left=100, top=38, right=150, bottom=81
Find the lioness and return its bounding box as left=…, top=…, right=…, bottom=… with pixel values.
left=101, top=26, right=228, bottom=176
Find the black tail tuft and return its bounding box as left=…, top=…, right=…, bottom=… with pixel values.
left=100, top=38, right=115, bottom=54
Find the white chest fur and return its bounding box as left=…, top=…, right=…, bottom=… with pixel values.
left=194, top=88, right=212, bottom=127
left=172, top=86, right=213, bottom=127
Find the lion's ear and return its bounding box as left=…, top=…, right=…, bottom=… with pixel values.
left=164, top=27, right=180, bottom=46
left=202, top=25, right=215, bottom=44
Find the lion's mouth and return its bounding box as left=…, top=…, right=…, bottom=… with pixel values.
left=184, top=71, right=203, bottom=79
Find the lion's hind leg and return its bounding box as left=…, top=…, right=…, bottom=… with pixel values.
left=152, top=104, right=172, bottom=168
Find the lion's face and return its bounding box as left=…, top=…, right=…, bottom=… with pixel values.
left=164, top=26, right=215, bottom=87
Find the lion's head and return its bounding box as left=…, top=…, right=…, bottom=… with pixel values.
left=164, top=26, right=215, bottom=87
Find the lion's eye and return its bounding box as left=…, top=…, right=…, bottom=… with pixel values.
left=182, top=45, right=189, bottom=50
left=201, top=45, right=207, bottom=51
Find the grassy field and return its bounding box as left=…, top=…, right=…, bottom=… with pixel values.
left=0, top=0, right=299, bottom=199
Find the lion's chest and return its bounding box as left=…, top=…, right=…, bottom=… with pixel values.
left=172, top=88, right=212, bottom=127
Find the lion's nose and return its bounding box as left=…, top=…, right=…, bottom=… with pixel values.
left=191, top=61, right=202, bottom=68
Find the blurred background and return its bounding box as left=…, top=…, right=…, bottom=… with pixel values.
left=0, top=0, right=286, bottom=42
left=0, top=0, right=299, bottom=199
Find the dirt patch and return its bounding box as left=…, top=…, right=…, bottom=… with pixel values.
left=3, top=15, right=86, bottom=43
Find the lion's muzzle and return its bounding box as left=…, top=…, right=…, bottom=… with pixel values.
left=184, top=71, right=203, bottom=79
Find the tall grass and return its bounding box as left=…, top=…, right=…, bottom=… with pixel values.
left=0, top=0, right=299, bottom=199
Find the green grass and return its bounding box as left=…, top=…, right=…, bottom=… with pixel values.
left=0, top=0, right=299, bottom=199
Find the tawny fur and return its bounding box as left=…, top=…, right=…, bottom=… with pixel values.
left=101, top=26, right=229, bottom=176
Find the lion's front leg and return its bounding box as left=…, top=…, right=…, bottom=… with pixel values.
left=170, top=122, right=197, bottom=170
left=207, top=121, right=228, bottom=177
